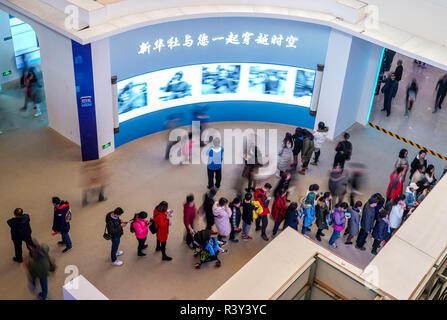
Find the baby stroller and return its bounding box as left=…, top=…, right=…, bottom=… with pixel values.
left=192, top=229, right=221, bottom=269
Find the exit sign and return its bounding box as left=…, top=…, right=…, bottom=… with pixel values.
left=102, top=142, right=111, bottom=150
left=2, top=70, right=12, bottom=76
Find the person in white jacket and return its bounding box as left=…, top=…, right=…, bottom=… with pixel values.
left=311, top=122, right=329, bottom=166
left=387, top=196, right=406, bottom=240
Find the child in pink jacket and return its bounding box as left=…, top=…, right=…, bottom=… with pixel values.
left=131, top=211, right=150, bottom=256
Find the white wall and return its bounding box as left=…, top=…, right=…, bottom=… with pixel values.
left=0, top=10, right=19, bottom=86
left=91, top=38, right=114, bottom=157
left=315, top=29, right=352, bottom=140
left=316, top=30, right=382, bottom=139
left=334, top=37, right=381, bottom=137
left=33, top=23, right=80, bottom=145
left=365, top=0, right=447, bottom=47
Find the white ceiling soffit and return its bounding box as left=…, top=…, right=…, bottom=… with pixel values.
left=1, top=0, right=447, bottom=70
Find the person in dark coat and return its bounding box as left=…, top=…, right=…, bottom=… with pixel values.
left=291, top=128, right=304, bottom=169
left=333, top=132, right=352, bottom=170
left=394, top=60, right=404, bottom=82
left=409, top=150, right=427, bottom=180
left=382, top=49, right=396, bottom=72
left=345, top=201, right=362, bottom=245
left=52, top=197, right=72, bottom=253
left=371, top=209, right=390, bottom=255
left=433, top=74, right=447, bottom=113
left=106, top=207, right=126, bottom=266
left=229, top=198, right=242, bottom=242
left=283, top=202, right=299, bottom=231
left=7, top=208, right=33, bottom=263
left=202, top=188, right=217, bottom=233
left=381, top=72, right=398, bottom=117
left=355, top=197, right=378, bottom=250
left=315, top=192, right=331, bottom=241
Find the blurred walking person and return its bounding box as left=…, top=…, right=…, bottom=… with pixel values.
left=81, top=159, right=109, bottom=207
left=25, top=240, right=56, bottom=300
left=405, top=79, right=418, bottom=117
left=433, top=74, right=447, bottom=113
left=7, top=208, right=33, bottom=263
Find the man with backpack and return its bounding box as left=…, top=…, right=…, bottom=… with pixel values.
left=52, top=197, right=72, bottom=253
left=333, top=132, right=352, bottom=170
left=356, top=197, right=378, bottom=251
left=105, top=207, right=126, bottom=266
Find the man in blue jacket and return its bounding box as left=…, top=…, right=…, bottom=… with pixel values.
left=207, top=138, right=224, bottom=189
left=7, top=208, right=33, bottom=263
left=52, top=197, right=72, bottom=253
left=355, top=197, right=378, bottom=251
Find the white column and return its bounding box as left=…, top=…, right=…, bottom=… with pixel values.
left=315, top=29, right=353, bottom=140
left=91, top=38, right=115, bottom=158
left=33, top=23, right=80, bottom=145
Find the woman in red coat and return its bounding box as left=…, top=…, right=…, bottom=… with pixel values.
left=153, top=201, right=172, bottom=261
left=386, top=167, right=405, bottom=203
left=271, top=187, right=289, bottom=236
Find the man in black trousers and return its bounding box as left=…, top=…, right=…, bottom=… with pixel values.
left=7, top=208, right=33, bottom=263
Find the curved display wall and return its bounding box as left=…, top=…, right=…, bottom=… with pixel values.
left=110, top=17, right=331, bottom=146
left=118, top=63, right=316, bottom=123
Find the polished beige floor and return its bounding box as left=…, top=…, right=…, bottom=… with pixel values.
left=1, top=95, right=446, bottom=299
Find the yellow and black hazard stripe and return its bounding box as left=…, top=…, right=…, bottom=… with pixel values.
left=368, top=122, right=447, bottom=161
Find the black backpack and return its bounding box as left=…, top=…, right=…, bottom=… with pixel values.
left=148, top=218, right=158, bottom=234
left=130, top=220, right=136, bottom=233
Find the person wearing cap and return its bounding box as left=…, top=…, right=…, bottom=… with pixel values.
left=311, top=122, right=329, bottom=166
left=405, top=183, right=419, bottom=209
left=388, top=196, right=406, bottom=240
left=355, top=196, right=378, bottom=251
